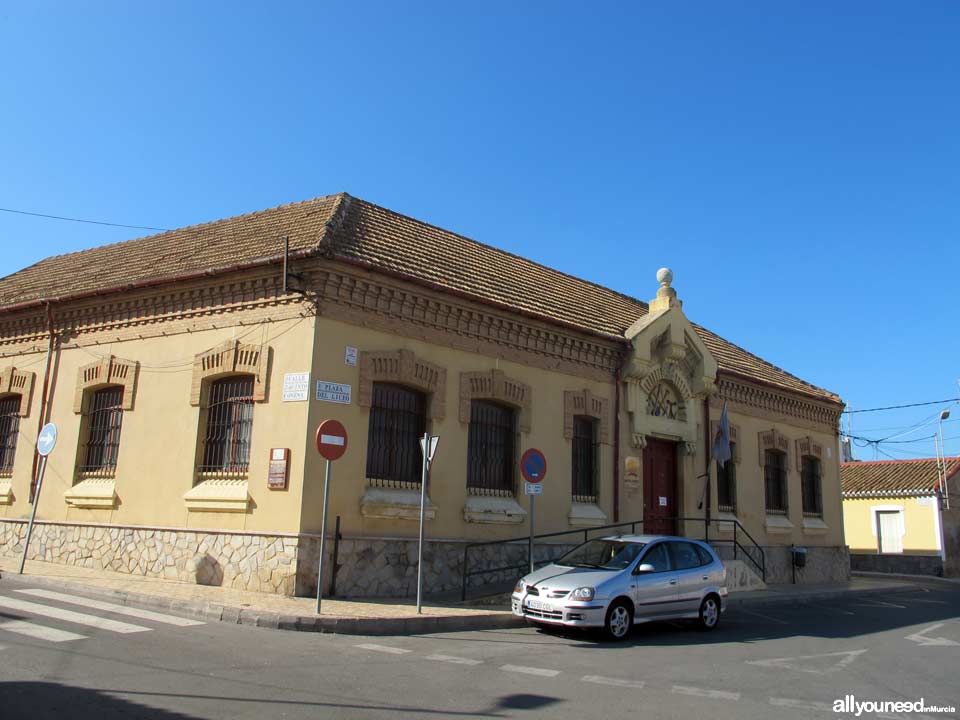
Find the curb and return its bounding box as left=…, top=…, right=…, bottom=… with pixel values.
left=852, top=571, right=960, bottom=585
left=0, top=571, right=524, bottom=636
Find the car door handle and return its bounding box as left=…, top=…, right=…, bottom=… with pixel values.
left=668, top=579, right=678, bottom=585
left=701, top=576, right=709, bottom=581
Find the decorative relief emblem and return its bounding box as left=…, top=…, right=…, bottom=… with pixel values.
left=647, top=381, right=680, bottom=420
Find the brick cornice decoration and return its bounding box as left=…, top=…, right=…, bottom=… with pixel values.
left=710, top=419, right=741, bottom=462
left=0, top=366, right=35, bottom=416
left=190, top=340, right=269, bottom=406
left=357, top=349, right=447, bottom=420
left=795, top=435, right=824, bottom=472
left=758, top=428, right=791, bottom=468
left=73, top=355, right=139, bottom=413
left=563, top=388, right=611, bottom=444
left=716, top=373, right=842, bottom=434
left=315, top=265, right=625, bottom=384
left=459, top=369, right=532, bottom=433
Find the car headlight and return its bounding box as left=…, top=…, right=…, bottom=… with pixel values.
left=514, top=579, right=525, bottom=594
left=570, top=587, right=595, bottom=601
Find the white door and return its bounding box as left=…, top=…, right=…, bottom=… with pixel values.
left=877, top=511, right=902, bottom=554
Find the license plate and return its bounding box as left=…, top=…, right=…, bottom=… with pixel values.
left=526, top=598, right=551, bottom=611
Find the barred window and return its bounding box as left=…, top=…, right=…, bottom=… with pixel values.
left=467, top=400, right=515, bottom=496
left=717, top=441, right=736, bottom=513
left=80, top=386, right=124, bottom=475
left=198, top=375, right=254, bottom=475
left=764, top=449, right=788, bottom=515
left=365, top=382, right=426, bottom=488
left=801, top=455, right=822, bottom=517
left=0, top=395, right=21, bottom=474
left=572, top=415, right=598, bottom=502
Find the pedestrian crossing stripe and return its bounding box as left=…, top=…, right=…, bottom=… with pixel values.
left=16, top=589, right=204, bottom=627
left=0, top=596, right=150, bottom=634
left=0, top=619, right=87, bottom=643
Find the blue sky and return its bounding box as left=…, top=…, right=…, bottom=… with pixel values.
left=1, top=2, right=958, bottom=458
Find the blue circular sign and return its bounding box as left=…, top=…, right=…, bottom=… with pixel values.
left=521, top=448, right=547, bottom=483
left=36, top=422, right=58, bottom=457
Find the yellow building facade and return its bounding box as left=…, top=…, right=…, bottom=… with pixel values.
left=842, top=457, right=960, bottom=577
left=0, top=193, right=847, bottom=596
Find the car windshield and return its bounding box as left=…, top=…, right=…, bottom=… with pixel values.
left=555, top=539, right=646, bottom=570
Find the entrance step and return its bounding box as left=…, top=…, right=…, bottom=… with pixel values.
left=725, top=559, right=767, bottom=592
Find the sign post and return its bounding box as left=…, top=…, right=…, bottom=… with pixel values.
left=19, top=422, right=58, bottom=574
left=315, top=420, right=348, bottom=614
left=416, top=432, right=439, bottom=614
left=520, top=448, right=547, bottom=574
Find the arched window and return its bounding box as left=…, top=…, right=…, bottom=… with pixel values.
left=198, top=375, right=255, bottom=475
left=571, top=415, right=598, bottom=502
left=0, top=394, right=21, bottom=474
left=467, top=400, right=515, bottom=496
left=365, top=382, right=426, bottom=488
left=764, top=449, right=788, bottom=515
left=801, top=455, right=822, bottom=517
left=79, top=386, right=125, bottom=474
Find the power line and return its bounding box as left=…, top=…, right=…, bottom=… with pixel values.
left=843, top=398, right=960, bottom=414
left=0, top=207, right=170, bottom=232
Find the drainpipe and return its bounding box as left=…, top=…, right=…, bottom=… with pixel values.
left=613, top=368, right=621, bottom=523
left=703, top=396, right=711, bottom=541
left=30, top=302, right=56, bottom=502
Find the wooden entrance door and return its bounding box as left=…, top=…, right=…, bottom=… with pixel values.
left=643, top=438, right=678, bottom=535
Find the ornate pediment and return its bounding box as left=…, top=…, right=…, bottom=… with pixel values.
left=622, top=270, right=718, bottom=448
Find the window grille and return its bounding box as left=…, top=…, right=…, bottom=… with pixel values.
left=467, top=400, right=515, bottom=496
left=764, top=449, right=788, bottom=515
left=198, top=375, right=254, bottom=475
left=571, top=415, right=598, bottom=502
left=0, top=395, right=20, bottom=475
left=717, top=441, right=736, bottom=513
left=801, top=455, right=822, bottom=517
left=365, top=382, right=426, bottom=488
left=80, top=386, right=124, bottom=475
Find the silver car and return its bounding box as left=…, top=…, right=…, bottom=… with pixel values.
left=511, top=535, right=728, bottom=640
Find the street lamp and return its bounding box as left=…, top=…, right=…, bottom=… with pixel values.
left=938, top=409, right=951, bottom=510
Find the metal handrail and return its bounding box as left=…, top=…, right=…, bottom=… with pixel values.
left=460, top=515, right=766, bottom=601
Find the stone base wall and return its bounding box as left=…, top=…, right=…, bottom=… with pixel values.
left=0, top=520, right=299, bottom=594
left=711, top=542, right=849, bottom=585
left=850, top=552, right=943, bottom=577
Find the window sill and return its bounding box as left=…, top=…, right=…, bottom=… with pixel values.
left=360, top=486, right=436, bottom=521
left=802, top=516, right=829, bottom=535
left=568, top=501, right=608, bottom=528
left=184, top=477, right=249, bottom=513
left=463, top=495, right=526, bottom=524
left=65, top=477, right=118, bottom=509
left=0, top=478, right=12, bottom=505
left=764, top=514, right=794, bottom=534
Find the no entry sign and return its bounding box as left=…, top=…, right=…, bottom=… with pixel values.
left=315, top=420, right=348, bottom=461
left=520, top=448, right=547, bottom=483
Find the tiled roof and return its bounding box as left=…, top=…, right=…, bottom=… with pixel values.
left=841, top=457, right=960, bottom=496
left=0, top=192, right=841, bottom=404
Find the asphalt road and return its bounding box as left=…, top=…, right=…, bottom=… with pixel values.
left=1, top=577, right=958, bottom=719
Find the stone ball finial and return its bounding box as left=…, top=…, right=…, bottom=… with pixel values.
left=656, top=267, right=673, bottom=288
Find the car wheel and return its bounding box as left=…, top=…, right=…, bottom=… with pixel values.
left=697, top=594, right=720, bottom=631
left=603, top=600, right=633, bottom=641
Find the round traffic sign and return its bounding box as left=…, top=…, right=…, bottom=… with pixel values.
left=36, top=422, right=58, bottom=457
left=520, top=448, right=547, bottom=483
left=315, top=420, right=348, bottom=461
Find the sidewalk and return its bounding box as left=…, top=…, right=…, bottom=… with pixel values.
left=0, top=556, right=933, bottom=636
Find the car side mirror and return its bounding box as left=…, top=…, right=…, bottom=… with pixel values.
left=634, top=563, right=655, bottom=574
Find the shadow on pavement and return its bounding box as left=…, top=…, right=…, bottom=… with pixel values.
left=2, top=682, right=202, bottom=720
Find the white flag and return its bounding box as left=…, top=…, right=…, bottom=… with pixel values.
left=712, top=402, right=732, bottom=466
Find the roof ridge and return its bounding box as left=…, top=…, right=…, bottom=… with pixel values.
left=842, top=456, right=959, bottom=466
left=0, top=193, right=345, bottom=282
left=335, top=196, right=652, bottom=311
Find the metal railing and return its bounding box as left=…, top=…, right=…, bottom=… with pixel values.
left=460, top=515, right=765, bottom=601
